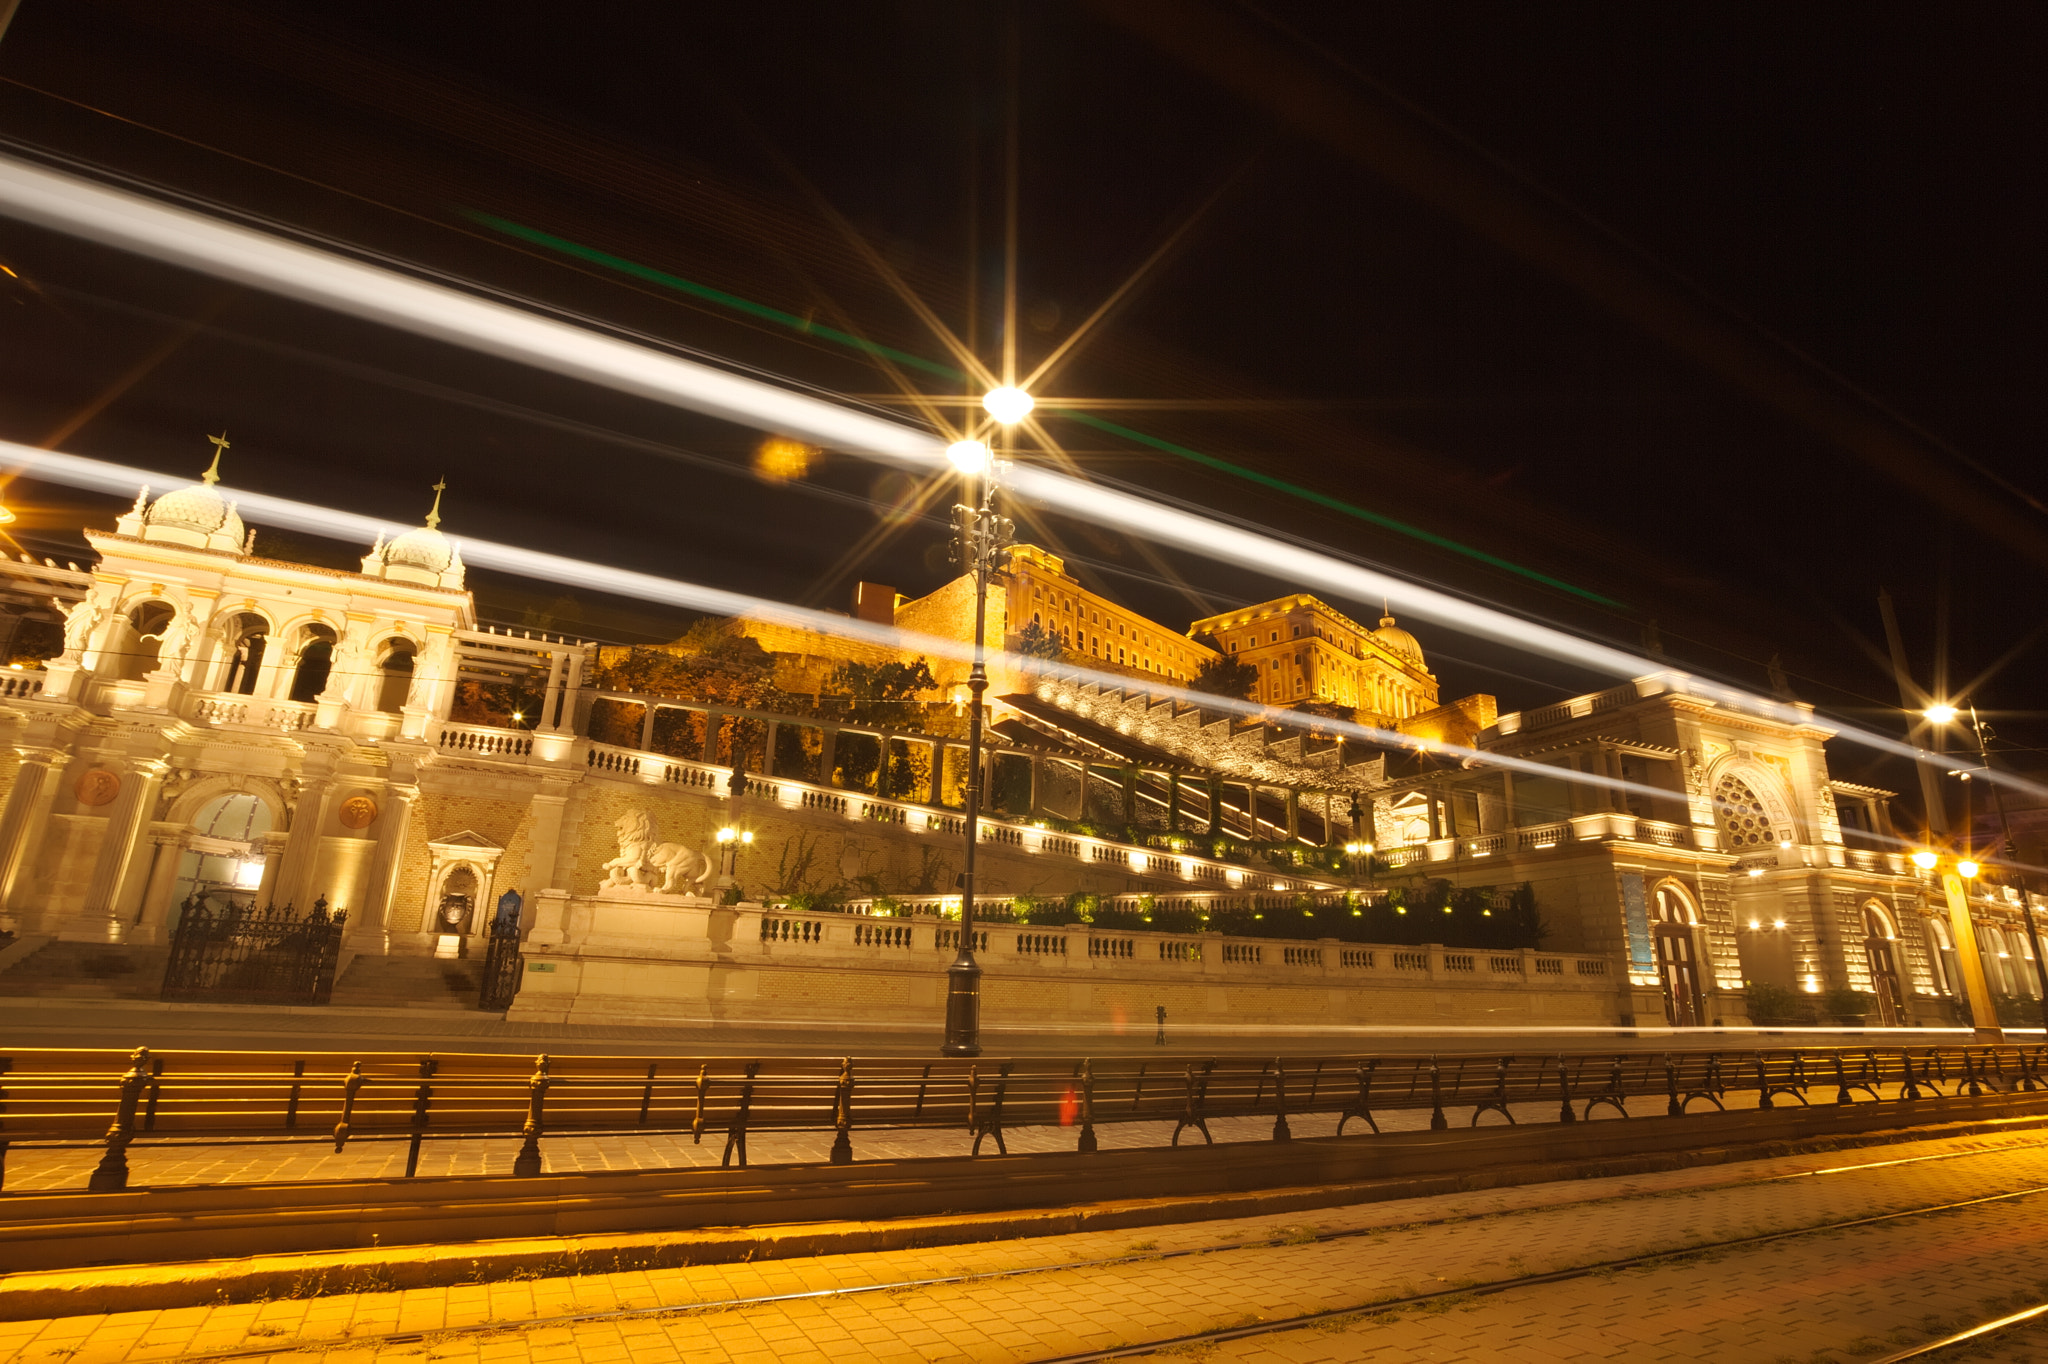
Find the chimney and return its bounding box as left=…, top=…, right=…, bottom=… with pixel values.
left=853, top=581, right=899, bottom=625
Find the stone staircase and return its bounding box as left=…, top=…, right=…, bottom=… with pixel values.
left=0, top=938, right=170, bottom=999
left=327, top=953, right=484, bottom=1011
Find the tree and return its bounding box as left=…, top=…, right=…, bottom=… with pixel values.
left=1014, top=620, right=1066, bottom=661
left=1189, top=655, right=1259, bottom=701
left=827, top=657, right=940, bottom=728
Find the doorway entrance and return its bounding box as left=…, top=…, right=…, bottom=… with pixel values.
left=1862, top=902, right=1905, bottom=1026
left=1652, top=881, right=1704, bottom=1027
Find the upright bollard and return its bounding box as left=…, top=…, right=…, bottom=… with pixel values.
left=829, top=1057, right=855, bottom=1165
left=513, top=1054, right=551, bottom=1178
left=1155, top=1005, right=1166, bottom=1046
left=88, top=1047, right=151, bottom=1193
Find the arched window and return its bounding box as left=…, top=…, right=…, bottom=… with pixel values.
left=115, top=600, right=173, bottom=681
left=376, top=639, right=416, bottom=713
left=287, top=624, right=337, bottom=703
left=1862, top=900, right=1905, bottom=1025
left=1926, top=915, right=1957, bottom=997
left=169, top=791, right=277, bottom=921
left=1713, top=773, right=1780, bottom=850
left=221, top=613, right=268, bottom=694
left=1652, top=881, right=1698, bottom=924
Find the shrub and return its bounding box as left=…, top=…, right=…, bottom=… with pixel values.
left=1821, top=986, right=1875, bottom=1019
left=1745, top=982, right=1815, bottom=1026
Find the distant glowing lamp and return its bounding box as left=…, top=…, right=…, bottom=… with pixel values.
left=716, top=826, right=737, bottom=844
left=981, top=386, right=1034, bottom=425
left=0, top=505, right=16, bottom=526
left=1911, top=850, right=1939, bottom=870
left=1956, top=859, right=1981, bottom=879
left=946, top=439, right=991, bottom=475
left=1923, top=704, right=1959, bottom=725
left=233, top=859, right=263, bottom=889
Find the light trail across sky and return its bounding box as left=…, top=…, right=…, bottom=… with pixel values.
left=0, top=439, right=1694, bottom=818
left=0, top=152, right=2036, bottom=817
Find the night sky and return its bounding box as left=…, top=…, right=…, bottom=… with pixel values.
left=0, top=1, right=2043, bottom=808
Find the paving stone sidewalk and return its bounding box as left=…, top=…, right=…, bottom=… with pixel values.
left=4, top=1127, right=2048, bottom=1362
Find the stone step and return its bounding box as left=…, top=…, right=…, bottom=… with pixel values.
left=327, top=954, right=484, bottom=1011
left=0, top=940, right=167, bottom=999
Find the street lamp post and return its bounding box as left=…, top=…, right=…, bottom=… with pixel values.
left=1937, top=704, right=2048, bottom=1035
left=941, top=433, right=1013, bottom=1058
left=1912, top=846, right=2003, bottom=1042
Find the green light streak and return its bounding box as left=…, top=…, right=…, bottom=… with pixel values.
left=1057, top=412, right=1624, bottom=608
left=467, top=210, right=1622, bottom=609
left=467, top=211, right=963, bottom=379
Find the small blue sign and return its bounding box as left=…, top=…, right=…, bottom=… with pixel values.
left=1620, top=872, right=1654, bottom=971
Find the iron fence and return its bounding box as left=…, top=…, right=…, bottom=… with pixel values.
left=477, top=921, right=523, bottom=1011
left=158, top=897, right=347, bottom=1008
left=2, top=1041, right=2043, bottom=1191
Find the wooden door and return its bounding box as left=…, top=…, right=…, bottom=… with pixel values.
left=1654, top=925, right=1702, bottom=1027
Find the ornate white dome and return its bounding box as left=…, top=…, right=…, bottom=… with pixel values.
left=384, top=525, right=455, bottom=575
left=1371, top=614, right=1425, bottom=665
left=362, top=480, right=465, bottom=589
left=127, top=435, right=244, bottom=553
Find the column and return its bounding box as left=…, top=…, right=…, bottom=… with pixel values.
left=127, top=824, right=190, bottom=946
left=818, top=725, right=838, bottom=789
left=558, top=647, right=587, bottom=734
left=345, top=785, right=417, bottom=955
left=1500, top=771, right=1517, bottom=833
left=272, top=773, right=336, bottom=911
left=538, top=650, right=567, bottom=732
left=639, top=702, right=657, bottom=751
left=1028, top=756, right=1043, bottom=818
left=1285, top=789, right=1299, bottom=841
left=1166, top=775, right=1182, bottom=832
left=64, top=761, right=164, bottom=942
left=525, top=778, right=574, bottom=897
left=0, top=751, right=59, bottom=932
left=252, top=830, right=289, bottom=907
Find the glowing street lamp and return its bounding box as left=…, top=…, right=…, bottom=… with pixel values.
left=1922, top=703, right=1959, bottom=726
left=1912, top=846, right=2003, bottom=1040
left=715, top=825, right=753, bottom=894
left=981, top=386, right=1034, bottom=425
left=941, top=430, right=1014, bottom=1059
left=946, top=439, right=991, bottom=475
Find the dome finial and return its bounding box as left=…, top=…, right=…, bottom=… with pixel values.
left=202, top=432, right=229, bottom=485
left=425, top=477, right=446, bottom=530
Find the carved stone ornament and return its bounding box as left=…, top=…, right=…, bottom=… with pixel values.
left=74, top=768, right=121, bottom=807
left=599, top=808, right=714, bottom=895
left=338, top=795, right=379, bottom=830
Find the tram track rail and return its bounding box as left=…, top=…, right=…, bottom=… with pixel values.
left=158, top=1140, right=2048, bottom=1364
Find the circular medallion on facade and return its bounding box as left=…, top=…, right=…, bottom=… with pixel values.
left=74, top=768, right=121, bottom=807
left=338, top=795, right=379, bottom=830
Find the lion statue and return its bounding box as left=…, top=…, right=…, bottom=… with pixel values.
left=600, top=809, right=714, bottom=895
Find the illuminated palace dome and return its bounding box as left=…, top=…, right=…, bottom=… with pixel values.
left=361, top=480, right=466, bottom=590
left=1371, top=613, right=1425, bottom=666
left=116, top=435, right=245, bottom=553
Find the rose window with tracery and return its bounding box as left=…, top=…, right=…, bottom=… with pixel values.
left=1714, top=774, right=1779, bottom=849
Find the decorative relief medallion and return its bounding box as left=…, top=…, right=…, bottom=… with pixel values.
left=74, top=768, right=121, bottom=807
left=338, top=795, right=379, bottom=830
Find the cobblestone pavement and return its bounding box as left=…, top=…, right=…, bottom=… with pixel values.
left=6, top=1128, right=2048, bottom=1362
left=2, top=1078, right=1933, bottom=1192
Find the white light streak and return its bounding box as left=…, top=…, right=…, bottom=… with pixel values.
left=1, top=154, right=2041, bottom=811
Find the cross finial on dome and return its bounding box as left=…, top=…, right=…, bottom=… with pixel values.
left=203, top=432, right=230, bottom=485
left=425, top=477, right=446, bottom=530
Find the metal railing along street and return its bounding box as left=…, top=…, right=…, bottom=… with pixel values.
left=2, top=1042, right=2041, bottom=1193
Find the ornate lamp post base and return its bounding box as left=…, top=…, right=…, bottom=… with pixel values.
left=942, top=952, right=982, bottom=1057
